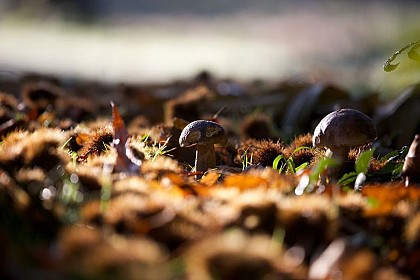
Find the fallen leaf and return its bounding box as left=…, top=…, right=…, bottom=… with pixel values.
left=361, top=182, right=420, bottom=217
left=223, top=174, right=268, bottom=190
left=111, top=101, right=141, bottom=173
left=199, top=171, right=221, bottom=187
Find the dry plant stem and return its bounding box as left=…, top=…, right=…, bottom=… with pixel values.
left=326, top=146, right=349, bottom=182
left=195, top=143, right=215, bottom=179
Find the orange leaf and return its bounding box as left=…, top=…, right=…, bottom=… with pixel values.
left=361, top=182, right=420, bottom=217
left=111, top=101, right=141, bottom=173
left=165, top=172, right=187, bottom=186
left=75, top=133, right=90, bottom=146
left=223, top=174, right=268, bottom=189
left=199, top=171, right=221, bottom=187
left=111, top=101, right=128, bottom=148
left=164, top=172, right=211, bottom=196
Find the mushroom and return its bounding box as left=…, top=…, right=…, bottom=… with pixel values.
left=179, top=120, right=227, bottom=179
left=402, top=134, right=420, bottom=186
left=312, top=108, right=376, bottom=181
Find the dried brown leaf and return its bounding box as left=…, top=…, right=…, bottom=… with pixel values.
left=199, top=171, right=221, bottom=187
left=111, top=101, right=141, bottom=173
left=224, top=174, right=269, bottom=190
left=361, top=183, right=420, bottom=217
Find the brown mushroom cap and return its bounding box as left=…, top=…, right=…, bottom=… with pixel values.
left=179, top=120, right=227, bottom=147
left=312, top=109, right=376, bottom=148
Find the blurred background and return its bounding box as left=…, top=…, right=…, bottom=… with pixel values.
left=0, top=0, right=419, bottom=98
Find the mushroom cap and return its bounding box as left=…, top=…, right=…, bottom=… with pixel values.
left=179, top=120, right=227, bottom=147
left=312, top=108, right=376, bottom=148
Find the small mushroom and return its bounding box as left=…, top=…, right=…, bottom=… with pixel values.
left=179, top=120, right=227, bottom=179
left=402, top=134, right=420, bottom=186
left=312, top=109, right=376, bottom=181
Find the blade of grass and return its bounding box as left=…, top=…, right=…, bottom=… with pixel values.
left=272, top=154, right=284, bottom=170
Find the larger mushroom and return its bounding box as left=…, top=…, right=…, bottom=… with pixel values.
left=312, top=108, right=376, bottom=181
left=401, top=134, right=420, bottom=186
left=179, top=120, right=227, bottom=179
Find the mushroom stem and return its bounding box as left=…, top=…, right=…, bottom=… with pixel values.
left=195, top=144, right=216, bottom=179
left=326, top=146, right=349, bottom=181
left=402, top=156, right=420, bottom=186
left=402, top=134, right=420, bottom=186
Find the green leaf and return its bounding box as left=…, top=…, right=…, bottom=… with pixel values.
left=290, top=146, right=311, bottom=156
left=376, top=161, right=399, bottom=175
left=355, top=149, right=374, bottom=174
left=338, top=171, right=358, bottom=185
left=392, top=162, right=404, bottom=176
left=380, top=150, right=399, bottom=161
left=398, top=145, right=409, bottom=158
left=384, top=62, right=399, bottom=72
left=376, top=146, right=407, bottom=178
left=287, top=158, right=296, bottom=174
left=272, top=155, right=284, bottom=170
left=408, top=44, right=420, bottom=61
left=295, top=162, right=309, bottom=172
left=381, top=146, right=408, bottom=162
left=384, top=40, right=420, bottom=72
left=309, top=157, right=338, bottom=183
left=287, top=146, right=311, bottom=174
